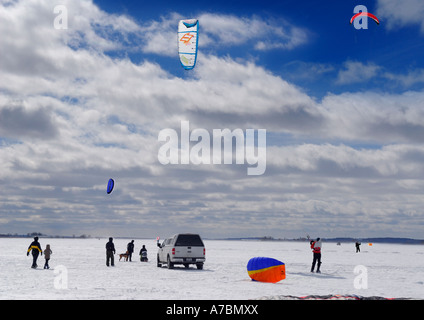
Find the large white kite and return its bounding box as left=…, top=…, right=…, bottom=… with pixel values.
left=178, top=19, right=199, bottom=70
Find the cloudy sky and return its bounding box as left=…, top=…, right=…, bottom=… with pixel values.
left=1, top=0, right=423, bottom=239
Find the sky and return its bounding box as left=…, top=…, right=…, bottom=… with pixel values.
left=1, top=0, right=424, bottom=239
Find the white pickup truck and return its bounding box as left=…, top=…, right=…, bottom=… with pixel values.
left=157, top=233, right=205, bottom=269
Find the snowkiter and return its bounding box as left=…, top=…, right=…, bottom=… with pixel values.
left=127, top=240, right=134, bottom=261
left=355, top=241, right=361, bottom=253
left=310, top=238, right=322, bottom=273
left=106, top=237, right=116, bottom=267
left=27, top=237, right=42, bottom=268
left=43, top=244, right=52, bottom=269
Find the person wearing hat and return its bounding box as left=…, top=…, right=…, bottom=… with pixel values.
left=105, top=237, right=116, bottom=267
left=127, top=240, right=135, bottom=262
left=27, top=237, right=42, bottom=269
left=310, top=237, right=322, bottom=273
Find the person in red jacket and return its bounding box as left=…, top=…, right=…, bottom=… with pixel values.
left=310, top=238, right=322, bottom=273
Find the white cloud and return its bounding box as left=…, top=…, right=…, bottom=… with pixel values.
left=267, top=143, right=424, bottom=178
left=377, top=0, right=424, bottom=33
left=319, top=90, right=424, bottom=143
left=199, top=13, right=309, bottom=50
left=200, top=13, right=302, bottom=48
left=336, top=61, right=381, bottom=85
left=335, top=60, right=424, bottom=89
left=383, top=68, right=424, bottom=87
left=281, top=61, right=335, bottom=81
left=137, top=12, right=309, bottom=56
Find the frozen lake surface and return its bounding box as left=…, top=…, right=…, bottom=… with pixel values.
left=0, top=238, right=423, bottom=300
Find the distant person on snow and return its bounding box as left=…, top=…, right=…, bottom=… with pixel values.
left=127, top=240, right=135, bottom=262
left=106, top=237, right=116, bottom=267
left=27, top=236, right=42, bottom=269
left=139, top=245, right=148, bottom=262
left=355, top=241, right=361, bottom=253
left=310, top=238, right=322, bottom=273
left=43, top=244, right=53, bottom=269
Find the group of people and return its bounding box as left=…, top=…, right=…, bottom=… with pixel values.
left=26, top=236, right=148, bottom=269
left=105, top=237, right=148, bottom=267
left=26, top=236, right=52, bottom=269
left=27, top=236, right=360, bottom=272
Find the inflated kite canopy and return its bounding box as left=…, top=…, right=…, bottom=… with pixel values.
left=350, top=12, right=379, bottom=25
left=247, top=257, right=286, bottom=283
left=178, top=19, right=199, bottom=70
left=107, top=178, right=114, bottom=194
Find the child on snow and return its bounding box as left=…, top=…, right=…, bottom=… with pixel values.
left=43, top=244, right=52, bottom=269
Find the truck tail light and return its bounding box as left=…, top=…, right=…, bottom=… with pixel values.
left=203, top=248, right=205, bottom=255
left=172, top=248, right=175, bottom=255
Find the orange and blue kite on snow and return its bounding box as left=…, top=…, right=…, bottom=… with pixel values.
left=247, top=257, right=286, bottom=283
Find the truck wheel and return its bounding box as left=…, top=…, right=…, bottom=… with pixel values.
left=196, top=263, right=203, bottom=270
left=157, top=255, right=161, bottom=267
left=167, top=255, right=174, bottom=269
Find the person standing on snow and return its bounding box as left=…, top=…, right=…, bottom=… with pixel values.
left=106, top=237, right=116, bottom=267
left=127, top=240, right=135, bottom=262
left=355, top=241, right=361, bottom=253
left=310, top=238, right=322, bottom=273
left=27, top=236, right=42, bottom=268
left=43, top=244, right=53, bottom=269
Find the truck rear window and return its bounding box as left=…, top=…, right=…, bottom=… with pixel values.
left=175, top=234, right=204, bottom=246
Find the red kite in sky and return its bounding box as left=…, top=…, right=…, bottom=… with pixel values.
left=350, top=12, right=379, bottom=25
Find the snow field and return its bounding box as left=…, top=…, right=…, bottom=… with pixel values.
left=0, top=238, right=422, bottom=300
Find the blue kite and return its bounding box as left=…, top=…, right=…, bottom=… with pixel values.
left=107, top=179, right=114, bottom=194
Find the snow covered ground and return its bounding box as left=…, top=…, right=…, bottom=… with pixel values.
left=0, top=238, right=423, bottom=300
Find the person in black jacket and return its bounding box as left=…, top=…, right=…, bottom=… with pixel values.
left=139, top=245, right=148, bottom=262
left=127, top=240, right=134, bottom=262
left=355, top=241, right=361, bottom=253
left=27, top=237, right=42, bottom=268
left=106, top=237, right=116, bottom=267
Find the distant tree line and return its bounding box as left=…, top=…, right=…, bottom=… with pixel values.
left=0, top=232, right=91, bottom=238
